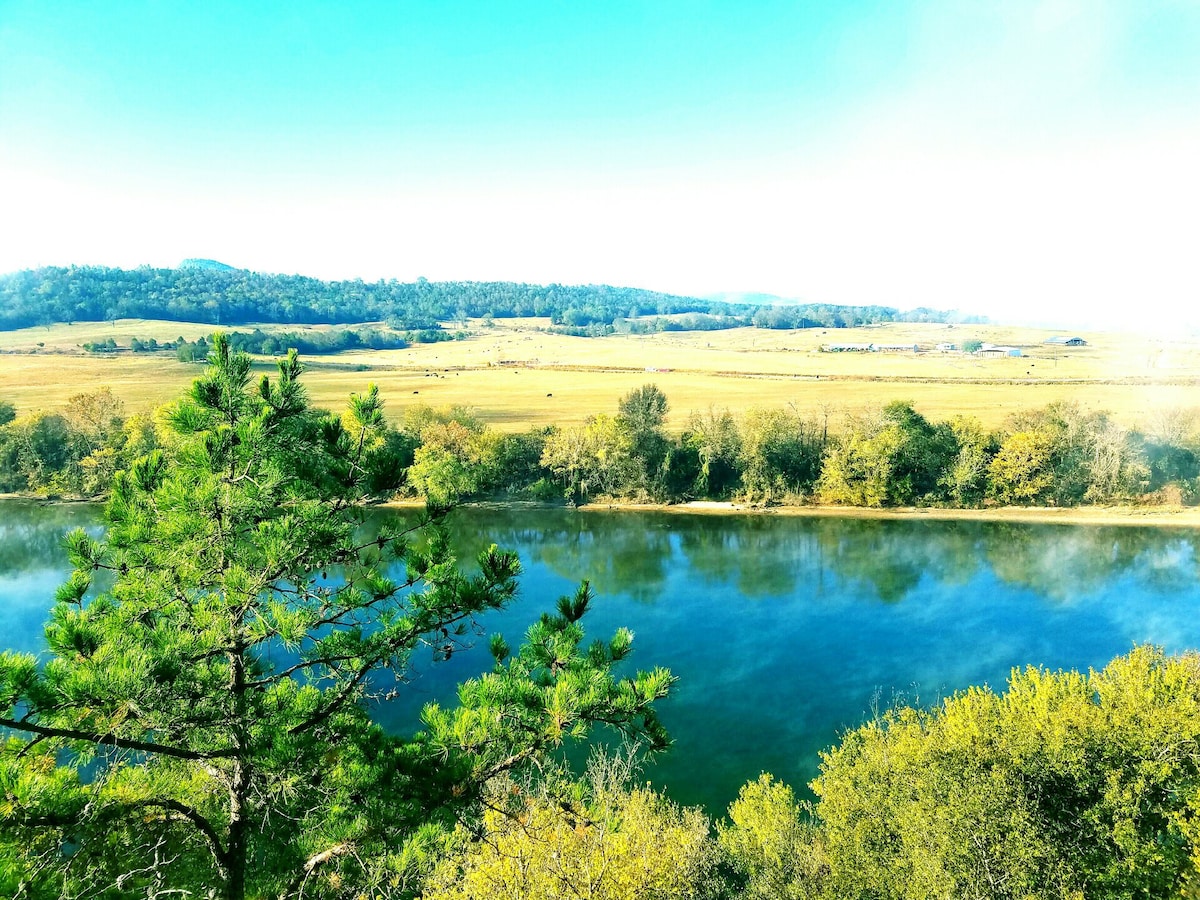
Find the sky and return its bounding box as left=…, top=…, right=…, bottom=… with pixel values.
left=1, top=0, right=1198, bottom=328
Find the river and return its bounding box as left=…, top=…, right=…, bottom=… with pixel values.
left=4, top=500, right=1200, bottom=814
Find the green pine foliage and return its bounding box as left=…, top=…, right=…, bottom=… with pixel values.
left=0, top=335, right=673, bottom=900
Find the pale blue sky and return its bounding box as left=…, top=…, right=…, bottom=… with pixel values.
left=1, top=1, right=1198, bottom=326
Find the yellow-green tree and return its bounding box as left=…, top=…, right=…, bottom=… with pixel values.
left=813, top=647, right=1200, bottom=899
left=817, top=402, right=957, bottom=507
left=541, top=414, right=639, bottom=503
left=719, top=774, right=827, bottom=899
left=424, top=751, right=718, bottom=900
left=987, top=428, right=1056, bottom=503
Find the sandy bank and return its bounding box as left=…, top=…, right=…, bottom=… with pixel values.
left=10, top=492, right=1198, bottom=529
left=380, top=497, right=1200, bottom=528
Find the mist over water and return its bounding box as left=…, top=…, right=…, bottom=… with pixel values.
left=4, top=501, right=1200, bottom=813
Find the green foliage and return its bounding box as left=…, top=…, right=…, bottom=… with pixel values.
left=988, top=427, right=1056, bottom=503
left=402, top=408, right=524, bottom=505
left=618, top=383, right=669, bottom=434
left=0, top=412, right=75, bottom=492
left=988, top=404, right=1148, bottom=506
left=0, top=376, right=1179, bottom=513
left=812, top=646, right=1200, bottom=899
left=939, top=415, right=997, bottom=506
left=424, top=748, right=718, bottom=900
left=719, top=774, right=827, bottom=899
left=749, top=303, right=982, bottom=330
left=617, top=384, right=672, bottom=498
left=0, top=266, right=984, bottom=334
left=0, top=400, right=15, bottom=428
left=541, top=414, right=639, bottom=503
left=0, top=336, right=672, bottom=900
left=177, top=334, right=208, bottom=362
left=738, top=407, right=824, bottom=503
left=0, top=266, right=714, bottom=331
left=818, top=402, right=959, bottom=507
left=683, top=407, right=743, bottom=498
left=224, top=326, right=409, bottom=355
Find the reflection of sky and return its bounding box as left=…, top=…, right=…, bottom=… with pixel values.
left=5, top=503, right=1200, bottom=816
left=0, top=570, right=71, bottom=655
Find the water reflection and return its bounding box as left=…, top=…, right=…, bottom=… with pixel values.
left=4, top=501, right=1200, bottom=814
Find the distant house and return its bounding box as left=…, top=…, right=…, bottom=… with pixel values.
left=872, top=343, right=919, bottom=353
left=936, top=342, right=957, bottom=352
left=1045, top=336, right=1087, bottom=346
left=980, top=343, right=1022, bottom=357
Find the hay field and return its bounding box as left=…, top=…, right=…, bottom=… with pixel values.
left=2, top=318, right=1198, bottom=432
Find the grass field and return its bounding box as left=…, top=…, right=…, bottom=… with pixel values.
left=2, top=318, right=1198, bottom=432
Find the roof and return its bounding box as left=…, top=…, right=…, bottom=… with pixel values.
left=979, top=344, right=1022, bottom=354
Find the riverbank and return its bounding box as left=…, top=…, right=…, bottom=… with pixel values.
left=662, top=502, right=1200, bottom=527
left=394, top=497, right=1200, bottom=528
left=8, top=492, right=1200, bottom=529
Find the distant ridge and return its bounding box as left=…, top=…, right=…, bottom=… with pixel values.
left=0, top=264, right=985, bottom=332
left=179, top=258, right=238, bottom=271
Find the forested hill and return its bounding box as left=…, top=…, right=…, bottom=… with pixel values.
left=0, top=265, right=716, bottom=330
left=0, top=265, right=983, bottom=331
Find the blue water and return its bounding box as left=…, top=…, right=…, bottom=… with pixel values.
left=4, top=500, right=1200, bottom=814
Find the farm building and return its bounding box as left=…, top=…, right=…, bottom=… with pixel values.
left=979, top=343, right=1023, bottom=357
left=936, top=342, right=957, bottom=352
left=872, top=343, right=920, bottom=352
left=1045, top=336, right=1087, bottom=346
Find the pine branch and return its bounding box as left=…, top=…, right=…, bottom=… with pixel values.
left=0, top=717, right=238, bottom=761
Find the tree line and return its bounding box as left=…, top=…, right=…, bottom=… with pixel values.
left=4, top=341, right=1200, bottom=897
left=0, top=265, right=977, bottom=332
left=81, top=328, right=422, bottom=358
left=3, top=383, right=1196, bottom=509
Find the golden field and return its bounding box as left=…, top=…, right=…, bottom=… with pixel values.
left=2, top=318, right=1199, bottom=432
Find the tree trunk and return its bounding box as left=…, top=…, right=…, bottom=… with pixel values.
left=224, top=638, right=251, bottom=900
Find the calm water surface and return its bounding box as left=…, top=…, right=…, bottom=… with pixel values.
left=4, top=500, right=1200, bottom=814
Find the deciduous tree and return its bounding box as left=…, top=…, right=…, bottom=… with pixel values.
left=813, top=647, right=1200, bottom=899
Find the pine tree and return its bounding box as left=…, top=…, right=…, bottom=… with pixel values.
left=0, top=335, right=673, bottom=899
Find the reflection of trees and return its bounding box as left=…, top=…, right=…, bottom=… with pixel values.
left=810, top=519, right=984, bottom=604
left=356, top=506, right=1200, bottom=611
left=0, top=502, right=103, bottom=575
left=677, top=516, right=814, bottom=597
left=983, top=524, right=1199, bottom=602
left=816, top=520, right=923, bottom=603
left=678, top=516, right=983, bottom=603
left=373, top=507, right=673, bottom=604
left=531, top=512, right=672, bottom=604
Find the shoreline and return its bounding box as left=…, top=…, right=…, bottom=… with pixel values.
left=382, top=497, right=1200, bottom=528
left=7, top=492, right=1200, bottom=529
